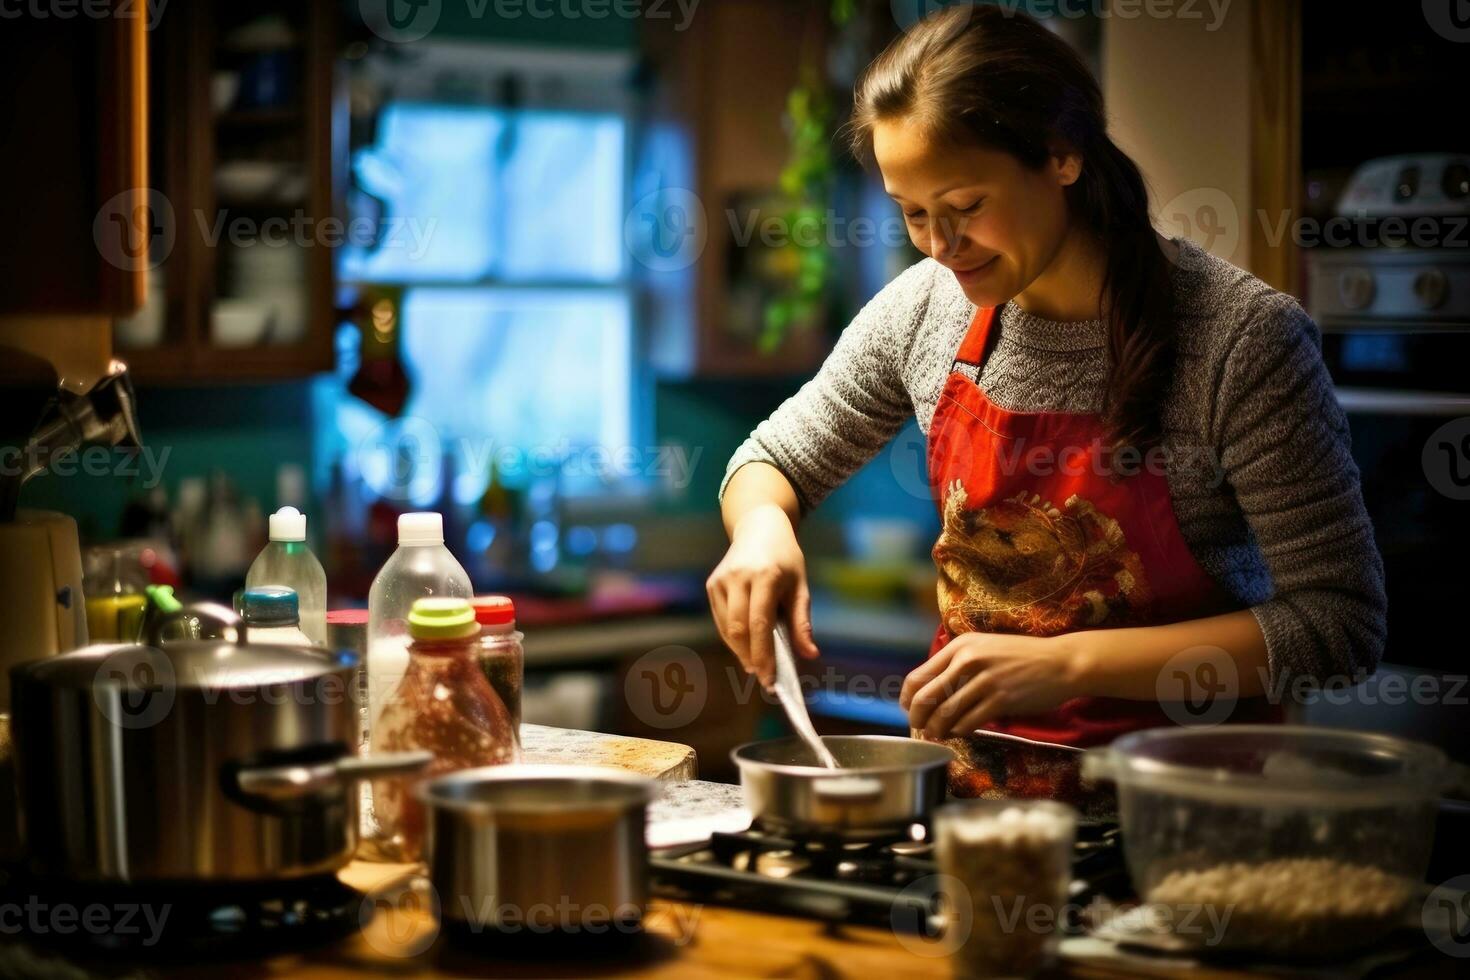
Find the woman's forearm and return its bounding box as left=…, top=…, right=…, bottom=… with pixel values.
left=720, top=461, right=803, bottom=540
left=1059, top=608, right=1271, bottom=701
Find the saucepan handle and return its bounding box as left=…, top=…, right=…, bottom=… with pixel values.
left=1079, top=746, right=1118, bottom=786
left=235, top=750, right=433, bottom=802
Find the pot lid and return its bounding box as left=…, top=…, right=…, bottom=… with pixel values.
left=15, top=639, right=355, bottom=692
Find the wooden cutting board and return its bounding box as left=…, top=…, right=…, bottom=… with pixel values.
left=520, top=724, right=697, bottom=782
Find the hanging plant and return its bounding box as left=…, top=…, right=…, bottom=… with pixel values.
left=757, top=0, right=864, bottom=353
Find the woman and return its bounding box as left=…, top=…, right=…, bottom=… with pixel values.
left=706, top=6, right=1385, bottom=792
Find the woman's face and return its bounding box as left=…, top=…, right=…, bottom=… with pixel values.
left=873, top=117, right=1081, bottom=309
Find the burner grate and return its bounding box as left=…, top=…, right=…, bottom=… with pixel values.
left=650, top=821, right=1129, bottom=931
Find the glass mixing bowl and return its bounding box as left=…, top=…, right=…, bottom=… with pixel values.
left=1083, top=725, right=1468, bottom=955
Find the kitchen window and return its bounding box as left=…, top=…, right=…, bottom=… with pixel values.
left=317, top=94, right=640, bottom=506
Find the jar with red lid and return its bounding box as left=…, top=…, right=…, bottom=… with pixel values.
left=472, top=595, right=524, bottom=739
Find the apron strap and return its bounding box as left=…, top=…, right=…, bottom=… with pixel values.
left=953, top=305, right=999, bottom=371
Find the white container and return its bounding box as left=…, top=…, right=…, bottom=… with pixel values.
left=366, top=513, right=472, bottom=740
left=245, top=506, right=328, bottom=646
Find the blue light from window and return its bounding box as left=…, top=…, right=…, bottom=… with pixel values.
left=399, top=286, right=634, bottom=497
left=341, top=104, right=626, bottom=284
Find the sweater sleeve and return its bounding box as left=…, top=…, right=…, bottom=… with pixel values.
left=719, top=259, right=938, bottom=511
left=1213, top=292, right=1387, bottom=686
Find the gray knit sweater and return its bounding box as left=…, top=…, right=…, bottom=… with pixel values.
left=720, top=239, right=1387, bottom=686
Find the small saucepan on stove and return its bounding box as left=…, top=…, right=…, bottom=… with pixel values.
left=10, top=602, right=430, bottom=883
left=733, top=735, right=954, bottom=840
left=419, top=765, right=658, bottom=934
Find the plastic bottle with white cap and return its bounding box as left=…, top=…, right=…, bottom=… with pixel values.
left=362, top=513, right=472, bottom=853
left=365, top=512, right=472, bottom=743
left=244, top=506, right=328, bottom=646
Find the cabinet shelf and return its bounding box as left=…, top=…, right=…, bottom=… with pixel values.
left=119, top=0, right=340, bottom=384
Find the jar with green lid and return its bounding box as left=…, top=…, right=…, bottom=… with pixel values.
left=366, top=597, right=517, bottom=862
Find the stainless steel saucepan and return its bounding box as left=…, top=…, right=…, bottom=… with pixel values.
left=10, top=603, right=429, bottom=882
left=733, top=735, right=954, bottom=840
left=420, top=765, right=658, bottom=932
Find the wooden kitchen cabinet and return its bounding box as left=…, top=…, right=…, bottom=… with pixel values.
left=638, top=0, right=832, bottom=378
left=119, top=0, right=342, bottom=383
left=0, top=5, right=147, bottom=317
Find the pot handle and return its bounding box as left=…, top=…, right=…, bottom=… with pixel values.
left=1080, top=746, right=1117, bottom=786
left=146, top=601, right=249, bottom=647
left=235, top=750, right=433, bottom=802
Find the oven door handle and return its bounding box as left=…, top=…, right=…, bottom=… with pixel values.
left=1334, top=387, right=1470, bottom=416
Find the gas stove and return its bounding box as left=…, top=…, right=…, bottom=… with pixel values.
left=0, top=868, right=360, bottom=958
left=649, top=820, right=1131, bottom=931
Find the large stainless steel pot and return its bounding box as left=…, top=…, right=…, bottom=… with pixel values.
left=420, top=765, right=657, bottom=933
left=733, top=735, right=953, bottom=840
left=10, top=603, right=427, bottom=882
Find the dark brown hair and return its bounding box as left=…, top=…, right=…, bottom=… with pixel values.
left=847, top=4, right=1175, bottom=451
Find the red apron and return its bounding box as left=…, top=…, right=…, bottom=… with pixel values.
left=920, top=306, right=1268, bottom=804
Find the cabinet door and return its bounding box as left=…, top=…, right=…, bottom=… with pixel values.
left=0, top=8, right=148, bottom=316
left=119, top=0, right=339, bottom=382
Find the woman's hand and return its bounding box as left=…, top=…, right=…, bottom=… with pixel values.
left=706, top=503, right=820, bottom=687
left=900, top=631, right=1087, bottom=738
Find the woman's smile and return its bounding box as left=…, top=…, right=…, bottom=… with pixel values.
left=948, top=254, right=1000, bottom=286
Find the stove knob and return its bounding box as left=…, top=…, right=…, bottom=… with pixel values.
left=1413, top=269, right=1448, bottom=311
left=1338, top=269, right=1376, bottom=311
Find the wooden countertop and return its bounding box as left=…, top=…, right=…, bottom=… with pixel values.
left=138, top=860, right=1457, bottom=979
left=2, top=727, right=1458, bottom=979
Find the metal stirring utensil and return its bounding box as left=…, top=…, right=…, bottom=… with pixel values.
left=771, top=623, right=840, bottom=769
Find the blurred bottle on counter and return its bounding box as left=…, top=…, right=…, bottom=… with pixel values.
left=472, top=595, right=523, bottom=738
left=367, top=597, right=516, bottom=862
left=245, top=506, right=328, bottom=645
left=82, top=545, right=149, bottom=641
left=238, top=586, right=314, bottom=647
left=182, top=471, right=258, bottom=594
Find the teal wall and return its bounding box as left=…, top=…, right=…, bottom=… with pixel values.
left=14, top=383, right=314, bottom=544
